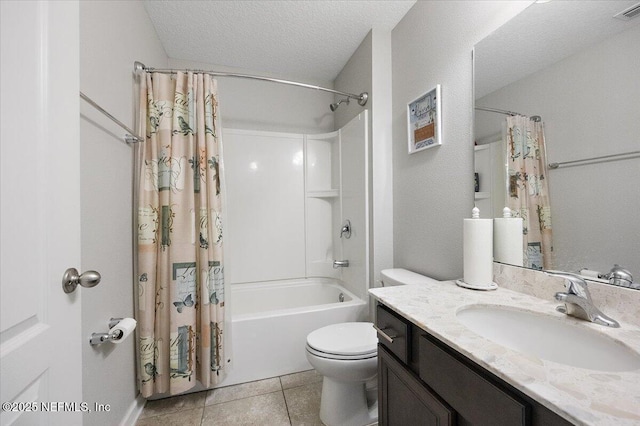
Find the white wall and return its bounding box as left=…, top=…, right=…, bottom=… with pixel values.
left=476, top=24, right=640, bottom=277
left=306, top=131, right=342, bottom=279
left=222, top=120, right=369, bottom=300
left=80, top=2, right=167, bottom=424
left=223, top=129, right=306, bottom=284
left=391, top=1, right=531, bottom=279
left=168, top=59, right=335, bottom=134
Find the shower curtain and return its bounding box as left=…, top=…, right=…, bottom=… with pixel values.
left=505, top=115, right=553, bottom=270
left=136, top=72, right=226, bottom=397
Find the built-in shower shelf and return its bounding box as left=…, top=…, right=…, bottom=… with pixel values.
left=307, top=190, right=339, bottom=198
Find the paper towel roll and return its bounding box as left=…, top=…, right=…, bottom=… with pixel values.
left=494, top=217, right=524, bottom=266
left=463, top=217, right=494, bottom=287
left=110, top=318, right=137, bottom=344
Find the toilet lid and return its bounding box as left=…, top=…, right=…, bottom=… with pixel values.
left=306, top=322, right=377, bottom=356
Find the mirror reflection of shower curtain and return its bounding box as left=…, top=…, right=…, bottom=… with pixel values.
left=136, top=71, right=228, bottom=397
left=503, top=115, right=554, bottom=270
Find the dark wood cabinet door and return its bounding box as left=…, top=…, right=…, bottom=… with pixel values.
left=379, top=345, right=454, bottom=426
left=419, top=334, right=529, bottom=426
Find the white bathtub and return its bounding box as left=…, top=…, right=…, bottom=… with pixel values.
left=218, top=278, right=367, bottom=387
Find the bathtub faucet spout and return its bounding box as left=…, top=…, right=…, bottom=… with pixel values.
left=333, top=260, right=350, bottom=269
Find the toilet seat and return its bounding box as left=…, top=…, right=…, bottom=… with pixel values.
left=306, top=322, right=378, bottom=358
left=306, top=344, right=377, bottom=360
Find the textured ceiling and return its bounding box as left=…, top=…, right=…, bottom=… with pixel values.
left=475, top=0, right=640, bottom=99
left=143, top=0, right=416, bottom=84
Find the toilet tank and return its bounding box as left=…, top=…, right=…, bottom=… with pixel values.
left=380, top=269, right=440, bottom=287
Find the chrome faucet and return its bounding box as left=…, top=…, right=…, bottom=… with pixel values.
left=333, top=260, right=349, bottom=269
left=339, top=220, right=352, bottom=239
left=601, top=264, right=638, bottom=289
left=546, top=271, right=620, bottom=328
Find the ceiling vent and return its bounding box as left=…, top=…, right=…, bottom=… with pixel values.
left=613, top=2, right=640, bottom=20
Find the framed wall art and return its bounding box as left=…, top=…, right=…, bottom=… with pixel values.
left=407, top=84, right=441, bottom=154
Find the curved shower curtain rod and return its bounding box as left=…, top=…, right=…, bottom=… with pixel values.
left=475, top=106, right=541, bottom=122
left=134, top=61, right=369, bottom=107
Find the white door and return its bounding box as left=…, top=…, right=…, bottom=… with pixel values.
left=1, top=2, right=82, bottom=425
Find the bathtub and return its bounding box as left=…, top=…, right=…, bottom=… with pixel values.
left=218, top=278, right=367, bottom=387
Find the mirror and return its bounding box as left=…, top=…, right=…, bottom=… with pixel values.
left=474, top=1, right=640, bottom=283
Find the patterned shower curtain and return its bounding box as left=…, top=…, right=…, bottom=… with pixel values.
left=136, top=72, right=226, bottom=397
left=505, top=115, right=554, bottom=270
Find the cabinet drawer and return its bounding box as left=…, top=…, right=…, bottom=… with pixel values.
left=375, top=304, right=410, bottom=364
left=419, top=334, right=529, bottom=425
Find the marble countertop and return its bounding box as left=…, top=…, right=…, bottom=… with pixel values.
left=369, top=281, right=640, bottom=426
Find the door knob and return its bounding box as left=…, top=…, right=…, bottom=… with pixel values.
left=62, top=268, right=101, bottom=294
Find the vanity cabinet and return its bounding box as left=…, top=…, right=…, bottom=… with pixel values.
left=376, top=304, right=574, bottom=426
left=377, top=305, right=453, bottom=425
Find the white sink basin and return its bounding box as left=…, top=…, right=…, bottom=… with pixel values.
left=456, top=305, right=640, bottom=372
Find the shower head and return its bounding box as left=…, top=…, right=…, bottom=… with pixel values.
left=330, top=98, right=350, bottom=112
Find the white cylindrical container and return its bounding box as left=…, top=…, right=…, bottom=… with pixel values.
left=459, top=207, right=496, bottom=290
left=494, top=207, right=524, bottom=267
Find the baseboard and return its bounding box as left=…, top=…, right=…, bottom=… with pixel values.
left=119, top=394, right=145, bottom=426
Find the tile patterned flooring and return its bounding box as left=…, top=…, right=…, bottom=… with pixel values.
left=136, top=370, right=324, bottom=426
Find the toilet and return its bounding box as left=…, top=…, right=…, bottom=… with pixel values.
left=305, top=322, right=378, bottom=426
left=379, top=267, right=441, bottom=287
left=305, top=269, right=437, bottom=426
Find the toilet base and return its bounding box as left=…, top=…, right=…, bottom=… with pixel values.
left=319, top=376, right=378, bottom=426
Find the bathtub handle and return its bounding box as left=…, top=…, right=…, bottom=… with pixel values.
left=373, top=324, right=397, bottom=343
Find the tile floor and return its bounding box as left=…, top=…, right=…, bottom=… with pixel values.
left=136, top=369, right=324, bottom=426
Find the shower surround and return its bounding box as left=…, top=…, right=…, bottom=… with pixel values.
left=223, top=112, right=369, bottom=301
left=219, top=112, right=369, bottom=385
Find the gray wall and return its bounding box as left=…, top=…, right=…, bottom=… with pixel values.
left=334, top=28, right=395, bottom=298
left=391, top=1, right=530, bottom=279
left=80, top=1, right=168, bottom=424
left=334, top=31, right=372, bottom=131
